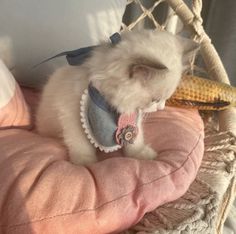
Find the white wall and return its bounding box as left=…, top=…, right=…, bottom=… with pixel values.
left=0, top=0, right=126, bottom=87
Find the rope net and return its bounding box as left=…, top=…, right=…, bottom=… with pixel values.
left=121, top=0, right=236, bottom=233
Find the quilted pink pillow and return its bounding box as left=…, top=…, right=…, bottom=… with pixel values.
left=0, top=101, right=204, bottom=233
left=0, top=59, right=30, bottom=128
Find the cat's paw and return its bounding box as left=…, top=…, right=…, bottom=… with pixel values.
left=137, top=145, right=157, bottom=160
left=126, top=145, right=157, bottom=160
left=69, top=153, right=97, bottom=166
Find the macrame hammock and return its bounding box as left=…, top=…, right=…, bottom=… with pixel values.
left=120, top=0, right=236, bottom=233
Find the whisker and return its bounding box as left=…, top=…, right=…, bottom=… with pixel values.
left=142, top=112, right=150, bottom=122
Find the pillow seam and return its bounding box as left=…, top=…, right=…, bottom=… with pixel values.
left=1, top=131, right=204, bottom=229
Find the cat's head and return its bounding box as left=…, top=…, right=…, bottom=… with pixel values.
left=88, top=29, right=199, bottom=114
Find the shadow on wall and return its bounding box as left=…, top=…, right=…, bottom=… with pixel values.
left=0, top=0, right=126, bottom=88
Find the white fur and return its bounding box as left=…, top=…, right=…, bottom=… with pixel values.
left=36, top=29, right=198, bottom=165
left=0, top=36, right=13, bottom=69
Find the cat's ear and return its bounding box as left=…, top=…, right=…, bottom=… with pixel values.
left=179, top=37, right=200, bottom=68
left=129, top=63, right=167, bottom=83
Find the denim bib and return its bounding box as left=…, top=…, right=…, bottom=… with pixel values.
left=80, top=85, right=138, bottom=153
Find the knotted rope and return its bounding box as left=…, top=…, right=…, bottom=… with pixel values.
left=122, top=0, right=236, bottom=233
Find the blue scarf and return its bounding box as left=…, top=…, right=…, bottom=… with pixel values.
left=87, top=84, right=120, bottom=147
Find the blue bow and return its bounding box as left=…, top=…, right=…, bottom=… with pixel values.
left=34, top=32, right=121, bottom=67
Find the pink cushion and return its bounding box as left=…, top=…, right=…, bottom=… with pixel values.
left=0, top=60, right=30, bottom=129
left=0, top=104, right=204, bottom=233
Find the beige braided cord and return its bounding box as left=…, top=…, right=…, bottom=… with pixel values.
left=124, top=129, right=236, bottom=234
left=121, top=0, right=164, bottom=31
left=166, top=0, right=228, bottom=82
left=164, top=1, right=236, bottom=232
left=121, top=0, right=236, bottom=233
left=166, top=0, right=236, bottom=136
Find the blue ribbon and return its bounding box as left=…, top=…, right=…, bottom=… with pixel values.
left=33, top=32, right=121, bottom=67
left=88, top=84, right=119, bottom=114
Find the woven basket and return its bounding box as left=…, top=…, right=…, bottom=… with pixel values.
left=121, top=0, right=236, bottom=233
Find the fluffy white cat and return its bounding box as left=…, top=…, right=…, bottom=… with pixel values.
left=36, top=29, right=198, bottom=165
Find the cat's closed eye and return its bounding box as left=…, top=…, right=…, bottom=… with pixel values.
left=152, top=98, right=161, bottom=103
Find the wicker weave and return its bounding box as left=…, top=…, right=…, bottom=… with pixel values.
left=121, top=0, right=236, bottom=233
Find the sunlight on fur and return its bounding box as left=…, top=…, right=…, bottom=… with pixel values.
left=36, top=29, right=198, bottom=165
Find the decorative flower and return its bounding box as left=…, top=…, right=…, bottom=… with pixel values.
left=117, top=125, right=137, bottom=146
